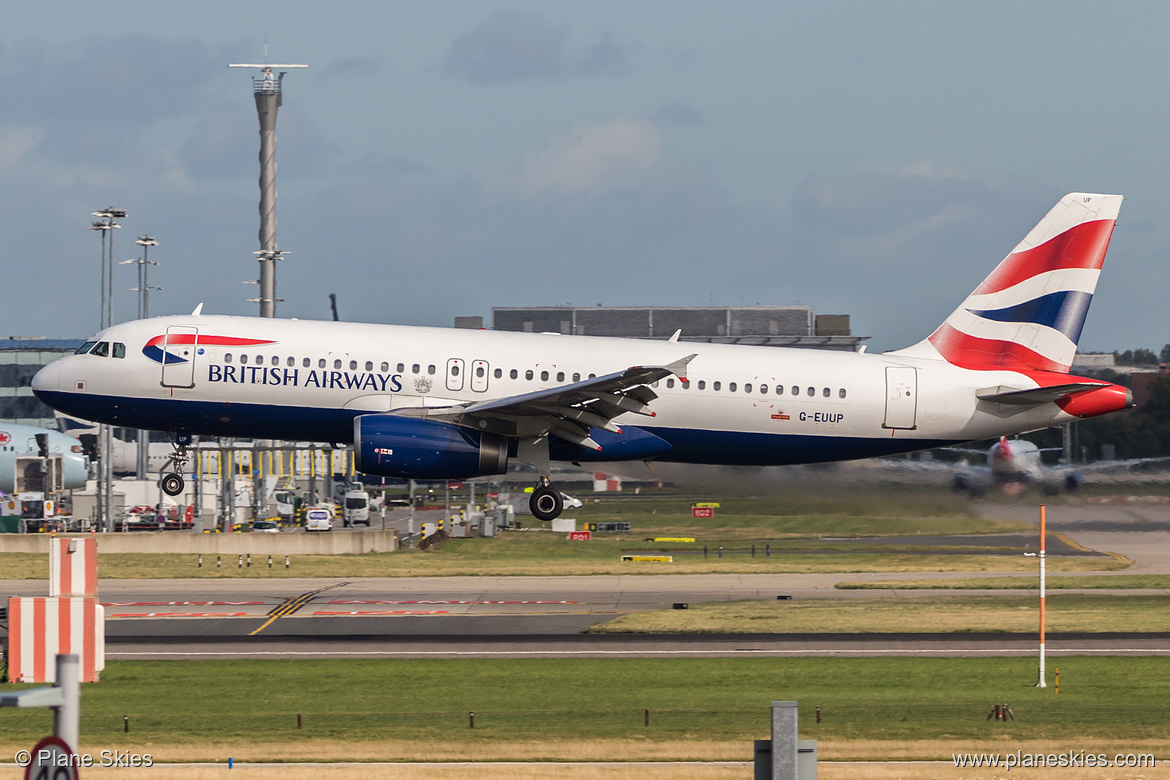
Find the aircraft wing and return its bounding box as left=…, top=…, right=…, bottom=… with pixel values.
left=395, top=354, right=697, bottom=450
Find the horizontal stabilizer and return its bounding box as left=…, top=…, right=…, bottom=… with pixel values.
left=977, top=382, right=1110, bottom=406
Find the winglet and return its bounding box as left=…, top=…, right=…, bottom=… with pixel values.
left=191, top=303, right=205, bottom=316
left=668, top=329, right=682, bottom=344
left=665, top=353, right=698, bottom=381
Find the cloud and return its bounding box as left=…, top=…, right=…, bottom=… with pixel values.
left=478, top=119, right=666, bottom=201
left=655, top=103, right=705, bottom=127
left=441, top=11, right=631, bottom=84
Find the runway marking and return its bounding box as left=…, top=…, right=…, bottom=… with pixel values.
left=1053, top=531, right=1130, bottom=562
left=111, top=612, right=250, bottom=618
left=311, top=610, right=450, bottom=616
left=103, top=601, right=265, bottom=606
left=249, top=582, right=351, bottom=636
left=106, top=648, right=1170, bottom=658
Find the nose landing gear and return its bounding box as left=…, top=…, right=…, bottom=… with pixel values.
left=160, top=433, right=191, bottom=497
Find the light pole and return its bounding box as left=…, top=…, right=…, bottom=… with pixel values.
left=121, top=235, right=161, bottom=481
left=90, top=207, right=126, bottom=532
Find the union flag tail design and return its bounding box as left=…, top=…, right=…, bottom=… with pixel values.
left=894, top=193, right=1122, bottom=373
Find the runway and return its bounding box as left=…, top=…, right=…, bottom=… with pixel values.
left=3, top=572, right=1164, bottom=659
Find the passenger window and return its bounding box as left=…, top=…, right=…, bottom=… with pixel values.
left=760, top=385, right=768, bottom=394
left=666, top=378, right=675, bottom=388
left=525, top=370, right=534, bottom=380
left=412, top=364, right=420, bottom=374
left=573, top=373, right=580, bottom=382
left=288, top=357, right=296, bottom=367
left=225, top=354, right=233, bottom=364
left=588, top=374, right=596, bottom=379
left=777, top=385, right=784, bottom=395
left=365, top=361, right=374, bottom=371
left=791, top=386, right=799, bottom=396
left=75, top=341, right=97, bottom=355
left=807, top=387, right=815, bottom=397
left=113, top=343, right=126, bottom=359
left=556, top=371, right=564, bottom=382
left=451, top=365, right=460, bottom=376
left=494, top=368, right=502, bottom=379
left=839, top=388, right=847, bottom=399
left=540, top=371, right=549, bottom=381
left=397, top=363, right=405, bottom=373
left=714, top=381, right=721, bottom=391
left=652, top=380, right=659, bottom=387
left=729, top=382, right=737, bottom=392
left=334, top=360, right=342, bottom=369
left=476, top=366, right=485, bottom=378
left=510, top=369, right=518, bottom=379
left=272, top=356, right=279, bottom=366
left=241, top=354, right=249, bottom=365
left=823, top=387, right=830, bottom=397
left=681, top=379, right=690, bottom=389
left=349, top=360, right=358, bottom=370
left=428, top=365, right=436, bottom=375
left=745, top=384, right=752, bottom=393
left=698, top=380, right=706, bottom=390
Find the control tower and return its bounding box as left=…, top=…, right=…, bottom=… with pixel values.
left=228, top=58, right=307, bottom=318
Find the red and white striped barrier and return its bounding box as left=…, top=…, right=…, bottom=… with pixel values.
left=49, top=536, right=98, bottom=598
left=593, top=472, right=622, bottom=492
left=6, top=597, right=105, bottom=682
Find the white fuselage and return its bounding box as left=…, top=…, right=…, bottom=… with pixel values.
left=32, top=314, right=1089, bottom=467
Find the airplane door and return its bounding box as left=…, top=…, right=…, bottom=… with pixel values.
left=160, top=326, right=198, bottom=389
left=446, top=358, right=465, bottom=392
left=471, top=360, right=489, bottom=393
left=883, top=366, right=917, bottom=430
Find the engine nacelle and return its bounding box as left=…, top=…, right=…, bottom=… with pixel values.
left=353, top=415, right=508, bottom=479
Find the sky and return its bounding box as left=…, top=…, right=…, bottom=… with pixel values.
left=2, top=1, right=1167, bottom=353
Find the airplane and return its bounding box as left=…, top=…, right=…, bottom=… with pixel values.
left=947, top=436, right=1076, bottom=496
left=31, top=192, right=1134, bottom=522
left=0, top=422, right=89, bottom=493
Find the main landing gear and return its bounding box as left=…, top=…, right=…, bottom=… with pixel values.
left=160, top=433, right=192, bottom=497
left=529, top=477, right=564, bottom=522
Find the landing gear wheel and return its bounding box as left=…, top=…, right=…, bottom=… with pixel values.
left=161, top=473, right=185, bottom=496
left=530, top=485, right=564, bottom=522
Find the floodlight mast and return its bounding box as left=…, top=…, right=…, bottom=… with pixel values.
left=228, top=60, right=307, bottom=318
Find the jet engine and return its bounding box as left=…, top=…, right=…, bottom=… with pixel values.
left=353, top=415, right=508, bottom=479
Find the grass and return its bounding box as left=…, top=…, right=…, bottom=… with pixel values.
left=837, top=575, right=1170, bottom=590
left=584, top=594, right=1170, bottom=634
left=3, top=657, right=1170, bottom=758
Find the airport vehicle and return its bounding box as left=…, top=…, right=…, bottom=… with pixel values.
left=305, top=506, right=333, bottom=532
left=251, top=519, right=280, bottom=533
left=0, top=423, right=89, bottom=493
left=32, top=193, right=1133, bottom=521
left=343, top=488, right=371, bottom=526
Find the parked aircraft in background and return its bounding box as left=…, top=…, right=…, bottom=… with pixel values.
left=32, top=193, right=1133, bottom=521
left=0, top=422, right=89, bottom=493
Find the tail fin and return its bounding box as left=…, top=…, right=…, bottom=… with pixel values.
left=891, top=193, right=1122, bottom=373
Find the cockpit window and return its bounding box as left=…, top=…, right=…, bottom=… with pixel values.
left=91, top=342, right=110, bottom=357
left=76, top=341, right=97, bottom=355
left=112, top=343, right=126, bottom=359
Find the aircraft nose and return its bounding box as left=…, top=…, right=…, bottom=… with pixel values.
left=32, top=361, right=60, bottom=395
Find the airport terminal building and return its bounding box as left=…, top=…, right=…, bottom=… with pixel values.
left=0, top=338, right=84, bottom=425
left=483, top=305, right=866, bottom=351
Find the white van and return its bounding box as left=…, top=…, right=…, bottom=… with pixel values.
left=343, top=489, right=370, bottom=527
left=305, top=506, right=333, bottom=532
